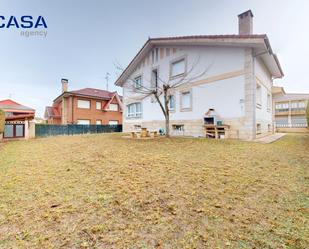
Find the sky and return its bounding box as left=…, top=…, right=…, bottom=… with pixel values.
left=0, top=0, right=309, bottom=117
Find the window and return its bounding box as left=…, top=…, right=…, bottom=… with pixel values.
left=291, top=102, right=298, bottom=109
left=256, top=123, right=261, bottom=135
left=298, top=101, right=305, bottom=109
left=169, top=95, right=175, bottom=111
left=134, top=76, right=142, bottom=89
left=171, top=58, right=185, bottom=78
left=256, top=84, right=262, bottom=107
left=109, top=120, right=119, bottom=125
left=155, top=48, right=159, bottom=62
left=77, top=99, right=90, bottom=109
left=109, top=103, right=118, bottom=111
left=96, top=120, right=102, bottom=125
left=181, top=91, right=191, bottom=110
left=96, top=101, right=101, bottom=110
left=151, top=69, right=158, bottom=90
left=173, top=124, right=184, bottom=131
left=267, top=94, right=271, bottom=111
left=77, top=119, right=90, bottom=125
left=172, top=124, right=184, bottom=135
left=291, top=101, right=305, bottom=110
left=276, top=102, right=289, bottom=113
left=127, top=103, right=142, bottom=118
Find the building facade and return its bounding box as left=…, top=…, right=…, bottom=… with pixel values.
left=45, top=79, right=123, bottom=125
left=272, top=86, right=309, bottom=131
left=0, top=99, right=35, bottom=140
left=116, top=11, right=283, bottom=140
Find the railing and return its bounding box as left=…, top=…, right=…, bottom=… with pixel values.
left=275, top=123, right=307, bottom=128
left=35, top=124, right=122, bottom=137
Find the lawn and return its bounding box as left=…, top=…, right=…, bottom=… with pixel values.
left=0, top=133, right=308, bottom=248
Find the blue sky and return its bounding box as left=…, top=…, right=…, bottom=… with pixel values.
left=1, top=0, right=309, bottom=117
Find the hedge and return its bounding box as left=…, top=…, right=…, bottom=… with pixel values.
left=0, top=109, right=5, bottom=134
left=306, top=100, right=309, bottom=126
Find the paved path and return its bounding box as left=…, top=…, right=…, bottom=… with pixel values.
left=252, top=133, right=286, bottom=144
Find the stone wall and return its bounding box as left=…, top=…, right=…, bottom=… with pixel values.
left=124, top=117, right=256, bottom=139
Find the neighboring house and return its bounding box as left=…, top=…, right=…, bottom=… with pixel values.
left=272, top=86, right=309, bottom=132
left=45, top=79, right=123, bottom=125
left=0, top=99, right=35, bottom=139
left=115, top=10, right=283, bottom=140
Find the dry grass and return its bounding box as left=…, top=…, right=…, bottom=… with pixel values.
left=0, top=133, right=308, bottom=248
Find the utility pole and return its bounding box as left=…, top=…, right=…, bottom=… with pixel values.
left=105, top=72, right=110, bottom=91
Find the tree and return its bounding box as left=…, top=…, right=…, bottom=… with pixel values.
left=0, top=109, right=5, bottom=135
left=306, top=100, right=309, bottom=128
left=116, top=57, right=211, bottom=137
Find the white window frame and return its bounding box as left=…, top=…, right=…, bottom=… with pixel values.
left=108, top=120, right=119, bottom=125
left=77, top=119, right=91, bottom=125
left=134, top=75, right=142, bottom=89
left=77, top=99, right=90, bottom=109
left=180, top=90, right=192, bottom=111
left=96, top=120, right=102, bottom=125
left=256, top=84, right=262, bottom=108
left=169, top=95, right=175, bottom=111
left=170, top=57, right=186, bottom=78
left=96, top=101, right=101, bottom=110
left=108, top=103, right=118, bottom=111
left=127, top=102, right=142, bottom=118
left=267, top=93, right=271, bottom=112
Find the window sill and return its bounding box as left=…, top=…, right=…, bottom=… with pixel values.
left=169, top=73, right=186, bottom=80
left=126, top=116, right=142, bottom=120
left=180, top=107, right=192, bottom=112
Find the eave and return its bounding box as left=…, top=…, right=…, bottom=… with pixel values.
left=115, top=35, right=284, bottom=86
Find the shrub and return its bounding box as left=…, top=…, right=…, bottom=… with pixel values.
left=0, top=109, right=5, bottom=134
left=306, top=100, right=309, bottom=127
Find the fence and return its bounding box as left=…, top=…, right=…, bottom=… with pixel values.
left=35, top=124, right=122, bottom=137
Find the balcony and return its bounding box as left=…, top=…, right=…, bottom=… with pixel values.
left=275, top=109, right=289, bottom=116
left=290, top=108, right=306, bottom=115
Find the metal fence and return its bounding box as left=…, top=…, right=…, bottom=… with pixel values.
left=35, top=124, right=122, bottom=137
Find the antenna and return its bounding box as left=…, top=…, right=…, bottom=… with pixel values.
left=105, top=72, right=110, bottom=91
left=9, top=93, right=12, bottom=99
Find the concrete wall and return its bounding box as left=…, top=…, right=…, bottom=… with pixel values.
left=254, top=57, right=273, bottom=135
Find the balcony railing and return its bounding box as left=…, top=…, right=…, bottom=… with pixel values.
left=276, top=123, right=308, bottom=128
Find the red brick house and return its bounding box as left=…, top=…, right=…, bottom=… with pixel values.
left=0, top=99, right=35, bottom=139
left=45, top=79, right=123, bottom=125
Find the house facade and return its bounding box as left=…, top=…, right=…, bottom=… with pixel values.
left=0, top=99, right=35, bottom=139
left=116, top=10, right=283, bottom=140
left=45, top=79, right=123, bottom=125
left=272, top=86, right=309, bottom=132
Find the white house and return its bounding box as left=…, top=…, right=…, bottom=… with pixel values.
left=115, top=10, right=284, bottom=140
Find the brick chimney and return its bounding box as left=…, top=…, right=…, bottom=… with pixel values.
left=238, top=10, right=253, bottom=35
left=61, top=78, right=68, bottom=93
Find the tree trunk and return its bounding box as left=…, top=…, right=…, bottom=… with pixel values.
left=163, top=86, right=170, bottom=137
left=165, top=113, right=170, bottom=137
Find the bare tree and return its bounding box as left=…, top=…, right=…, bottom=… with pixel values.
left=115, top=57, right=212, bottom=137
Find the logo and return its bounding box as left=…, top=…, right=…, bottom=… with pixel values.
left=0, top=16, right=48, bottom=37
left=0, top=16, right=47, bottom=28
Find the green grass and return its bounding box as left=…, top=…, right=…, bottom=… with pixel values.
left=0, top=133, right=308, bottom=248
